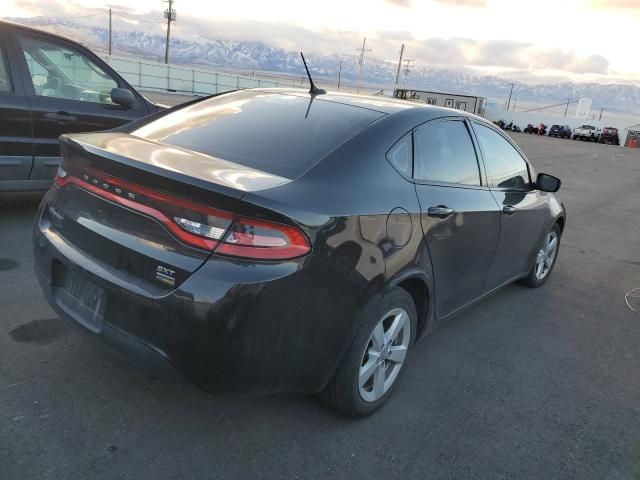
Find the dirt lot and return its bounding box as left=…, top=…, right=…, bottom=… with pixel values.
left=1, top=132, right=639, bottom=479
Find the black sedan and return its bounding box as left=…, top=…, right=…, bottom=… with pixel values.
left=33, top=89, right=565, bottom=417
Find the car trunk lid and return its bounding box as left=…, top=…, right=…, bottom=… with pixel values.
left=43, top=133, right=304, bottom=294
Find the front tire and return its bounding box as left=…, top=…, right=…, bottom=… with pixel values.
left=320, top=288, right=417, bottom=417
left=520, top=224, right=561, bottom=288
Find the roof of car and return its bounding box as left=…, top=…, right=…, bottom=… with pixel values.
left=252, top=88, right=481, bottom=120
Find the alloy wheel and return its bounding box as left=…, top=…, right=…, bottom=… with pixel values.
left=535, top=231, right=559, bottom=280
left=358, top=308, right=411, bottom=403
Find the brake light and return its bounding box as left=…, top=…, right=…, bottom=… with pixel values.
left=216, top=218, right=310, bottom=260
left=54, top=160, right=310, bottom=260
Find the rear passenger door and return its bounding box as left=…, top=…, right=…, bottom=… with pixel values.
left=472, top=122, right=547, bottom=288
left=413, top=119, right=501, bottom=318
left=0, top=29, right=32, bottom=183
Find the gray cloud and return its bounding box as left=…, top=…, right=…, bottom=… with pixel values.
left=407, top=37, right=609, bottom=74
left=4, top=1, right=611, bottom=77
left=527, top=49, right=609, bottom=74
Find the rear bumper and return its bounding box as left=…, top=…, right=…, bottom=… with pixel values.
left=33, top=193, right=367, bottom=395
left=35, top=264, right=187, bottom=384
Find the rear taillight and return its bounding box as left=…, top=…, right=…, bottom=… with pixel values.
left=216, top=218, right=310, bottom=260
left=54, top=161, right=310, bottom=260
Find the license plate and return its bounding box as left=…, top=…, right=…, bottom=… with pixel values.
left=54, top=268, right=106, bottom=333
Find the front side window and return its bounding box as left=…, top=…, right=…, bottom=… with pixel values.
left=20, top=36, right=118, bottom=104
left=413, top=120, right=481, bottom=186
left=474, top=123, right=531, bottom=190
left=0, top=44, right=10, bottom=92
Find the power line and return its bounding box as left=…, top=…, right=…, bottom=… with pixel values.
left=113, top=12, right=164, bottom=24
left=522, top=99, right=579, bottom=113
left=402, top=59, right=414, bottom=88
left=43, top=12, right=106, bottom=19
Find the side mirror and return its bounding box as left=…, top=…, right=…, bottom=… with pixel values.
left=537, top=173, right=561, bottom=192
left=110, top=88, right=135, bottom=108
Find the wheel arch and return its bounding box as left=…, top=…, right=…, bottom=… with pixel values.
left=387, top=270, right=434, bottom=339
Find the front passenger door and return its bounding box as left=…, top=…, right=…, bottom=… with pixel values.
left=17, top=33, right=145, bottom=180
left=473, top=123, right=547, bottom=289
left=413, top=119, right=501, bottom=318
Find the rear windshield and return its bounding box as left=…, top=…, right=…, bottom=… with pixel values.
left=133, top=90, right=384, bottom=179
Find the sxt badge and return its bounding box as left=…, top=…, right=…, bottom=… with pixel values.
left=155, top=265, right=176, bottom=287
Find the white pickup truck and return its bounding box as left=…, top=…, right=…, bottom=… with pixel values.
left=572, top=125, right=601, bottom=142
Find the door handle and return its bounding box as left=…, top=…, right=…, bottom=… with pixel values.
left=45, top=111, right=76, bottom=123
left=428, top=205, right=455, bottom=218
left=502, top=205, right=517, bottom=215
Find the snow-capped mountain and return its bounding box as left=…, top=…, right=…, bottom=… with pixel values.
left=7, top=16, right=640, bottom=115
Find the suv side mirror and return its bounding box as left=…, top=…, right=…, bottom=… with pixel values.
left=537, top=173, right=561, bottom=192
left=110, top=88, right=135, bottom=108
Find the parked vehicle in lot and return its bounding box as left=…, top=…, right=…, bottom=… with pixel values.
left=599, top=127, right=620, bottom=145
left=34, top=88, right=566, bottom=417
left=0, top=20, right=162, bottom=191
left=524, top=123, right=547, bottom=135
left=573, top=124, right=601, bottom=142
left=549, top=124, right=571, bottom=139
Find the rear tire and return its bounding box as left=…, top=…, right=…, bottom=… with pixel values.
left=319, top=287, right=417, bottom=417
left=520, top=224, right=561, bottom=288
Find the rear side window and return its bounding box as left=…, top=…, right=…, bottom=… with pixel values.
left=473, top=123, right=531, bottom=190
left=386, top=134, right=412, bottom=177
left=133, top=91, right=384, bottom=179
left=413, top=120, right=481, bottom=186
left=0, top=44, right=10, bottom=92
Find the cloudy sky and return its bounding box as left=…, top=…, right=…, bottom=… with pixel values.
left=5, top=0, right=639, bottom=84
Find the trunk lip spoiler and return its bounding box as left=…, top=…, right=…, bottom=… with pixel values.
left=59, top=132, right=290, bottom=196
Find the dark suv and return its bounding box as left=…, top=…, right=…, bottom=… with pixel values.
left=549, top=124, right=571, bottom=139
left=0, top=20, right=161, bottom=191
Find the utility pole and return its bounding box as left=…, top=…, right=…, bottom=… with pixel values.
left=163, top=0, right=176, bottom=64
left=505, top=82, right=515, bottom=111
left=108, top=8, right=112, bottom=56
left=395, top=43, right=405, bottom=86
left=356, top=37, right=371, bottom=94
left=599, top=108, right=604, bottom=121
left=337, top=59, right=342, bottom=89
left=564, top=98, right=570, bottom=117
left=512, top=98, right=517, bottom=111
